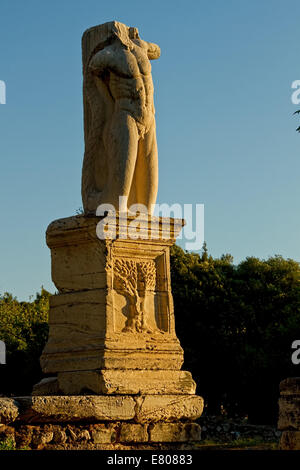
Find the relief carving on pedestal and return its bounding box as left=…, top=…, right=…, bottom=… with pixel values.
left=113, top=258, right=156, bottom=333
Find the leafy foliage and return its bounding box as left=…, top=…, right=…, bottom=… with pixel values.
left=0, top=437, right=16, bottom=451
left=171, top=244, right=300, bottom=423
left=0, top=288, right=50, bottom=395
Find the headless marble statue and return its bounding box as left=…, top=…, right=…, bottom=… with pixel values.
left=81, top=21, right=160, bottom=215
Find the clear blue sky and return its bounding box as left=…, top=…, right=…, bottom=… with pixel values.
left=0, top=0, right=300, bottom=300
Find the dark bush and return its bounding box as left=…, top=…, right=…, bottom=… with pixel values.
left=170, top=244, right=300, bottom=423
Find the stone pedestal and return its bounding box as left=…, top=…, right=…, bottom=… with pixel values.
left=32, top=213, right=203, bottom=448
left=278, top=377, right=300, bottom=450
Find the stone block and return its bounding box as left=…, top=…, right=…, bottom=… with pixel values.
left=32, top=430, right=54, bottom=448
left=0, top=398, right=19, bottom=424
left=135, top=395, right=204, bottom=423
left=57, top=370, right=196, bottom=395
left=280, top=377, right=300, bottom=395
left=15, top=425, right=34, bottom=448
left=120, top=423, right=148, bottom=443
left=40, top=289, right=107, bottom=374
left=52, top=428, right=67, bottom=444
left=280, top=431, right=300, bottom=450
left=32, top=377, right=59, bottom=396
left=90, top=424, right=117, bottom=444
left=278, top=395, right=300, bottom=430
left=77, top=429, right=91, bottom=441
left=149, top=422, right=201, bottom=443
left=15, top=395, right=136, bottom=423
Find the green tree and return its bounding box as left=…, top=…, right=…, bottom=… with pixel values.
left=170, top=245, right=300, bottom=423
left=0, top=288, right=50, bottom=395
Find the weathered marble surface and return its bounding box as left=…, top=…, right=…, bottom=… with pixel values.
left=81, top=21, right=160, bottom=215
left=0, top=395, right=204, bottom=424
left=38, top=214, right=186, bottom=392
left=0, top=394, right=202, bottom=449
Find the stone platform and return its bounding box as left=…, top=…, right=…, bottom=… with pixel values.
left=0, top=395, right=203, bottom=450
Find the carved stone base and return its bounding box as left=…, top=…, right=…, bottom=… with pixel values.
left=37, top=213, right=196, bottom=396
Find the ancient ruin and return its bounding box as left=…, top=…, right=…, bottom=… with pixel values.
left=81, top=21, right=159, bottom=214
left=0, top=21, right=203, bottom=450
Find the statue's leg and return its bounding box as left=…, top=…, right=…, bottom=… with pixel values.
left=102, top=110, right=139, bottom=211
left=82, top=143, right=107, bottom=214
left=81, top=148, right=97, bottom=213
left=133, top=120, right=158, bottom=213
